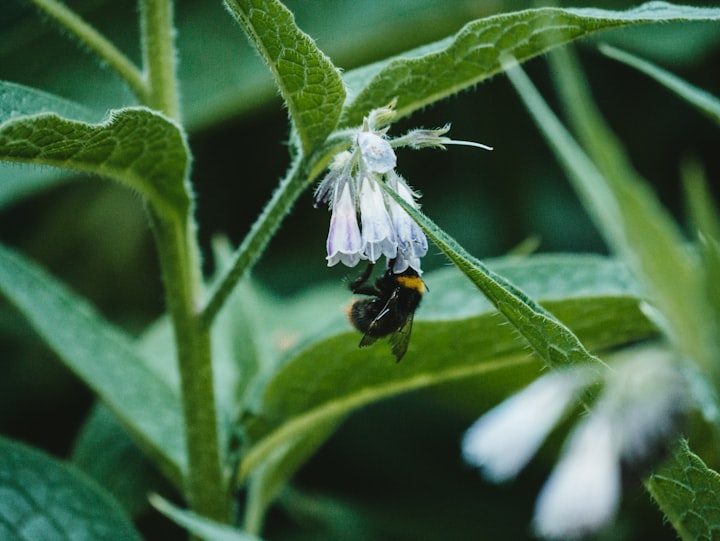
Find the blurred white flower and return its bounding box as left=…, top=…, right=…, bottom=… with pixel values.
left=462, top=370, right=585, bottom=482
left=358, top=130, right=396, bottom=174
left=533, top=409, right=620, bottom=540
left=463, top=345, right=689, bottom=540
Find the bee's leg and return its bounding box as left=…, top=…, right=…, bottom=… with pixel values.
left=349, top=262, right=377, bottom=295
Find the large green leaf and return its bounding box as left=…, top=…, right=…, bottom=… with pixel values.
left=224, top=0, right=346, bottom=155
left=0, top=435, right=142, bottom=541
left=0, top=243, right=185, bottom=483
left=0, top=106, right=190, bottom=219
left=237, top=255, right=656, bottom=490
left=646, top=440, right=720, bottom=541
left=340, top=2, right=720, bottom=126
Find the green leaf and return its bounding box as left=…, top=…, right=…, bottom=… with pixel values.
left=72, top=402, right=167, bottom=518
left=510, top=49, right=714, bottom=376
left=151, top=495, right=264, bottom=541
left=0, top=81, right=102, bottom=209
left=224, top=0, right=346, bottom=155
left=237, top=255, right=656, bottom=491
left=340, top=2, right=720, bottom=126
left=599, top=43, right=720, bottom=125
left=0, top=106, right=191, bottom=219
left=243, top=419, right=343, bottom=534
left=0, top=80, right=100, bottom=123
left=646, top=440, right=720, bottom=541
left=0, top=243, right=185, bottom=484
left=0, top=435, right=142, bottom=541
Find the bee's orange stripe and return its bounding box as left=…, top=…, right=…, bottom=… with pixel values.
left=396, top=275, right=425, bottom=293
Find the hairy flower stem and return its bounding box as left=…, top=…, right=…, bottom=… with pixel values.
left=24, top=0, right=147, bottom=102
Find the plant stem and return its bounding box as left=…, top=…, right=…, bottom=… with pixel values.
left=200, top=155, right=306, bottom=326
left=140, top=0, right=180, bottom=119
left=140, top=0, right=228, bottom=526
left=150, top=210, right=231, bottom=524
left=24, top=0, right=147, bottom=102
left=200, top=140, right=346, bottom=327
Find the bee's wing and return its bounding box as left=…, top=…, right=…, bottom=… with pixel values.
left=388, top=313, right=414, bottom=362
left=358, top=288, right=399, bottom=349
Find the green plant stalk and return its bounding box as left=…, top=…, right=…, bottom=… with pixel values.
left=24, top=0, right=147, bottom=102
left=140, top=0, right=180, bottom=119
left=201, top=155, right=303, bottom=326
left=139, top=0, right=227, bottom=526
left=201, top=138, right=348, bottom=327
left=150, top=210, right=231, bottom=524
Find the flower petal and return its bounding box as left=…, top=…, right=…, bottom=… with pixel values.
left=326, top=180, right=363, bottom=267
left=387, top=175, right=427, bottom=273
left=533, top=411, right=621, bottom=540
left=462, top=371, right=582, bottom=482
left=359, top=177, right=397, bottom=262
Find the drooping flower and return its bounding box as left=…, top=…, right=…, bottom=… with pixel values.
left=386, top=172, right=428, bottom=274
left=358, top=176, right=397, bottom=262
left=314, top=101, right=491, bottom=274
left=325, top=176, right=363, bottom=267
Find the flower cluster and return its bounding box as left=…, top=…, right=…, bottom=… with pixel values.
left=462, top=345, right=689, bottom=540
left=314, top=102, right=491, bottom=274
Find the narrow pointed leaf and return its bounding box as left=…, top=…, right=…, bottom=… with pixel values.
left=0, top=80, right=99, bottom=123
left=0, top=435, right=142, bottom=541
left=0, top=243, right=185, bottom=482
left=0, top=106, right=191, bottom=218
left=382, top=185, right=605, bottom=373
left=599, top=43, right=720, bottom=124
left=224, top=0, right=346, bottom=154
left=646, top=440, right=720, bottom=541
left=341, top=2, right=720, bottom=126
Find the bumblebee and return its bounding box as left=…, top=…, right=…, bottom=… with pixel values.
left=346, top=260, right=426, bottom=361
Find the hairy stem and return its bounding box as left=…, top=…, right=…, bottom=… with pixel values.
left=24, top=0, right=147, bottom=101
left=140, top=0, right=227, bottom=526
left=150, top=210, right=231, bottom=524
left=200, top=155, right=306, bottom=326
left=139, top=0, right=180, bottom=119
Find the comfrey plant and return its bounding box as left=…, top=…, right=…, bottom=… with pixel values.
left=1, top=1, right=720, bottom=541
